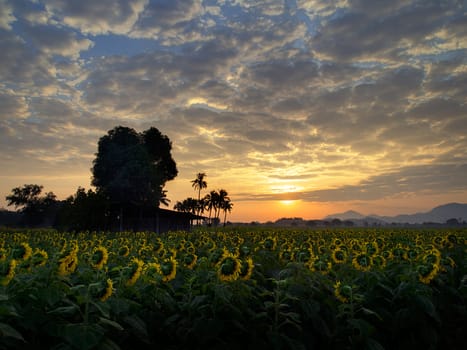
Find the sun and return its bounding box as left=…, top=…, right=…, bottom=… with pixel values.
left=279, top=200, right=296, bottom=206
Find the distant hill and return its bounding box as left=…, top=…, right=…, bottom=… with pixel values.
left=324, top=210, right=365, bottom=221
left=325, top=203, right=467, bottom=224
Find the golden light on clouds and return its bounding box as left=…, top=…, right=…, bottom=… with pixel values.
left=279, top=199, right=298, bottom=206
left=186, top=97, right=228, bottom=111
left=0, top=0, right=466, bottom=223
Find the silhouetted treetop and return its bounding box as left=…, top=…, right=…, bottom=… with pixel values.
left=91, top=126, right=177, bottom=207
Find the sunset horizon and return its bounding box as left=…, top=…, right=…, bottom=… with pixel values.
left=1, top=0, right=466, bottom=223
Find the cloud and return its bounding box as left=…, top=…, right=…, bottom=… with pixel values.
left=131, top=0, right=204, bottom=41
left=238, top=162, right=467, bottom=202
left=310, top=0, right=463, bottom=61
left=0, top=90, right=29, bottom=119
left=42, top=0, right=147, bottom=35
left=0, top=0, right=15, bottom=30
left=22, top=22, right=93, bottom=58
left=0, top=0, right=466, bottom=216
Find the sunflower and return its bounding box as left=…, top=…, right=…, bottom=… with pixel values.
left=307, top=257, right=332, bottom=274
left=158, top=256, right=178, bottom=282
left=239, top=257, right=254, bottom=281
left=262, top=237, right=277, bottom=251
left=372, top=255, right=387, bottom=269
left=0, top=248, right=7, bottom=261
left=31, top=248, right=48, bottom=268
left=144, top=262, right=160, bottom=282
left=334, top=280, right=352, bottom=303
left=125, top=258, right=144, bottom=286
left=350, top=240, right=362, bottom=253
left=423, top=249, right=441, bottom=266
left=57, top=251, right=78, bottom=276
left=279, top=249, right=294, bottom=263
left=391, top=245, right=407, bottom=261
left=12, top=242, right=33, bottom=261
left=432, top=235, right=445, bottom=249
left=332, top=238, right=343, bottom=247
left=99, top=278, right=114, bottom=302
left=0, top=259, right=17, bottom=286
left=418, top=263, right=439, bottom=284
left=365, top=241, right=379, bottom=256
left=217, top=250, right=241, bottom=282
left=295, top=248, right=313, bottom=263
left=118, top=245, right=130, bottom=257
left=352, top=252, right=372, bottom=272
left=406, top=247, right=420, bottom=261
left=442, top=256, right=456, bottom=269
left=331, top=248, right=347, bottom=264
left=446, top=234, right=458, bottom=246
left=90, top=246, right=108, bottom=270
left=182, top=253, right=198, bottom=270
left=138, top=245, right=151, bottom=258
left=185, top=244, right=196, bottom=254
left=209, top=247, right=224, bottom=265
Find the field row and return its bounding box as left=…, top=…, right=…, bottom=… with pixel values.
left=1, top=228, right=466, bottom=349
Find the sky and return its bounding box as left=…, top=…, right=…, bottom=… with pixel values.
left=1, top=0, right=466, bottom=223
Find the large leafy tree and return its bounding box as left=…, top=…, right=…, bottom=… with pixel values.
left=91, top=126, right=178, bottom=208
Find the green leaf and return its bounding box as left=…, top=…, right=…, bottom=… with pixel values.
left=0, top=304, right=19, bottom=317
left=98, top=337, right=121, bottom=350
left=122, top=315, right=149, bottom=341
left=90, top=301, right=110, bottom=319
left=361, top=307, right=383, bottom=321
left=366, top=338, right=385, bottom=350
left=49, top=342, right=73, bottom=350
left=0, top=322, right=25, bottom=342
left=99, top=317, right=124, bottom=331
left=414, top=295, right=440, bottom=323
left=61, top=323, right=104, bottom=350
left=47, top=305, right=80, bottom=317
left=348, top=318, right=374, bottom=338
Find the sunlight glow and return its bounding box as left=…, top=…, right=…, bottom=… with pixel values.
left=279, top=200, right=297, bottom=206
left=187, top=97, right=228, bottom=111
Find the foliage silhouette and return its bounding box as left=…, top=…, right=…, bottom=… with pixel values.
left=91, top=126, right=178, bottom=230
left=5, top=184, right=57, bottom=226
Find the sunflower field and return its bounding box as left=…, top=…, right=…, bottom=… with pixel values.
left=1, top=227, right=466, bottom=349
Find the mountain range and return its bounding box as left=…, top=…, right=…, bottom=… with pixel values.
left=324, top=203, right=467, bottom=224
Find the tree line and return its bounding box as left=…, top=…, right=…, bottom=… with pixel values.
left=173, top=173, right=233, bottom=227
left=3, top=126, right=233, bottom=230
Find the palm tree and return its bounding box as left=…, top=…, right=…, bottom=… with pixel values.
left=191, top=173, right=207, bottom=210
left=191, top=173, right=207, bottom=224
left=216, top=189, right=230, bottom=222
left=159, top=189, right=170, bottom=207
left=221, top=199, right=233, bottom=227
left=204, top=190, right=218, bottom=226
left=174, top=201, right=187, bottom=212
left=174, top=197, right=198, bottom=214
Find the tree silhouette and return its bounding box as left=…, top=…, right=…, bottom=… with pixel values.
left=91, top=126, right=177, bottom=229
left=221, top=198, right=233, bottom=226
left=174, top=197, right=198, bottom=215
left=6, top=184, right=57, bottom=226
left=202, top=189, right=231, bottom=226
left=175, top=176, right=233, bottom=227
left=191, top=172, right=207, bottom=222
left=55, top=187, right=109, bottom=231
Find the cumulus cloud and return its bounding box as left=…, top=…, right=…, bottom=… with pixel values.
left=0, top=0, right=15, bottom=30
left=43, top=0, right=148, bottom=35
left=1, top=0, right=466, bottom=215
left=22, top=23, right=93, bottom=58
